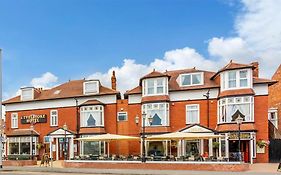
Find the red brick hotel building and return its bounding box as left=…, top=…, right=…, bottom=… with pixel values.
left=3, top=61, right=275, bottom=163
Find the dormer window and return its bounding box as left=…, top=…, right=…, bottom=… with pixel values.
left=21, top=88, right=34, bottom=101
left=221, top=69, right=252, bottom=91
left=180, top=72, right=203, bottom=87
left=83, top=81, right=99, bottom=95
left=142, top=77, right=168, bottom=96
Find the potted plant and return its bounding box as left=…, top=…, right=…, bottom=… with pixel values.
left=256, top=140, right=268, bottom=153
left=36, top=143, right=44, bottom=150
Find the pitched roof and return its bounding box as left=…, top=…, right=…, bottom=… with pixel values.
left=140, top=70, right=169, bottom=81
left=3, top=79, right=120, bottom=105
left=253, top=77, right=277, bottom=85
left=211, top=61, right=254, bottom=79
left=6, top=129, right=40, bottom=136
left=80, top=99, right=104, bottom=106
left=125, top=68, right=219, bottom=96
left=216, top=123, right=256, bottom=132
left=141, top=95, right=170, bottom=103
left=166, top=69, right=219, bottom=91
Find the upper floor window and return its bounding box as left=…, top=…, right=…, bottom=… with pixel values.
left=218, top=96, right=254, bottom=123
left=180, top=72, right=203, bottom=87
left=142, top=103, right=169, bottom=126
left=268, top=108, right=278, bottom=129
left=117, top=112, right=127, bottom=121
left=50, top=110, right=58, bottom=126
left=186, top=104, right=200, bottom=124
left=80, top=105, right=104, bottom=127
left=83, top=81, right=99, bottom=95
left=221, top=69, right=252, bottom=91
left=142, top=78, right=168, bottom=96
left=11, top=113, right=18, bottom=129
left=21, top=88, right=34, bottom=101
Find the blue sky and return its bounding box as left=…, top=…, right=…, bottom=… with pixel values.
left=1, top=0, right=280, bottom=99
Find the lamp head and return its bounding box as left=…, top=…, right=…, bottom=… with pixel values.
left=236, top=115, right=243, bottom=125
left=63, top=123, right=68, bottom=130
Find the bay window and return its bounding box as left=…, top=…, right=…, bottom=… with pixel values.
left=180, top=72, right=204, bottom=87
left=80, top=105, right=104, bottom=127
left=142, top=78, right=168, bottom=96
left=186, top=104, right=200, bottom=124
left=8, top=136, right=37, bottom=155
left=218, top=96, right=254, bottom=123
left=142, top=103, right=169, bottom=126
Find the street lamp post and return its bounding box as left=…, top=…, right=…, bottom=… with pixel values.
left=63, top=123, right=68, bottom=160
left=30, top=124, right=34, bottom=160
left=203, top=89, right=210, bottom=127
left=236, top=115, right=243, bottom=162
left=135, top=113, right=153, bottom=163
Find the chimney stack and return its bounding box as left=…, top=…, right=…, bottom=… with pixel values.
left=251, top=62, right=259, bottom=77
left=111, top=70, right=116, bottom=90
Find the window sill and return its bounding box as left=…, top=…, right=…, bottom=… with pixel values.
left=217, top=121, right=254, bottom=125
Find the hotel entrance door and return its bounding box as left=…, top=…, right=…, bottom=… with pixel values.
left=58, top=138, right=69, bottom=160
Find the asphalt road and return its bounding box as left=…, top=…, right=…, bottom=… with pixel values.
left=0, top=172, right=118, bottom=175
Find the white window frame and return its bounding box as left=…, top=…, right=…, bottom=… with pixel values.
left=142, top=77, right=168, bottom=96
left=50, top=110, right=58, bottom=126
left=20, top=88, right=34, bottom=101
left=218, top=96, right=254, bottom=124
left=80, top=105, right=104, bottom=127
left=268, top=108, right=278, bottom=129
left=83, top=81, right=99, bottom=95
left=186, top=104, right=200, bottom=124
left=221, top=69, right=252, bottom=91
left=117, top=112, right=128, bottom=121
left=179, top=72, right=204, bottom=87
left=142, top=103, right=169, bottom=126
left=11, top=113, right=18, bottom=129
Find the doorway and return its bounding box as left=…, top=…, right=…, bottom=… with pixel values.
left=58, top=138, right=69, bottom=160
left=229, top=140, right=250, bottom=162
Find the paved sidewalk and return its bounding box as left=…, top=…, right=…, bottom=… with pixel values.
left=0, top=162, right=280, bottom=175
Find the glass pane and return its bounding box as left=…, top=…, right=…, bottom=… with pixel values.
left=9, top=143, right=19, bottom=154
left=20, top=142, right=31, bottom=154
left=240, top=70, right=247, bottom=78
left=157, top=87, right=163, bottom=93
left=192, top=74, right=201, bottom=84
left=118, top=113, right=127, bottom=121
left=229, top=71, right=236, bottom=80
left=240, top=79, right=248, bottom=87
left=229, top=80, right=236, bottom=88
left=83, top=141, right=100, bottom=155
left=181, top=75, right=191, bottom=86
left=85, top=82, right=97, bottom=93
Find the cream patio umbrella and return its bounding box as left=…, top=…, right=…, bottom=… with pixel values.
left=146, top=132, right=223, bottom=140
left=76, top=133, right=139, bottom=157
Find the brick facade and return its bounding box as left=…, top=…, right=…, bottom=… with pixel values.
left=3, top=61, right=274, bottom=164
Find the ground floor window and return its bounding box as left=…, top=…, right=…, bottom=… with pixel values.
left=147, top=141, right=165, bottom=156
left=9, top=143, right=19, bottom=155
left=8, top=136, right=38, bottom=155
left=80, top=135, right=105, bottom=156
left=185, top=140, right=200, bottom=157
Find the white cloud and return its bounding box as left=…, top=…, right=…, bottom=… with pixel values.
left=208, top=0, right=281, bottom=77
left=88, top=0, right=281, bottom=93
left=30, top=72, right=58, bottom=88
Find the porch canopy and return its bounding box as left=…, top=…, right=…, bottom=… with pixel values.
left=146, top=132, right=223, bottom=141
